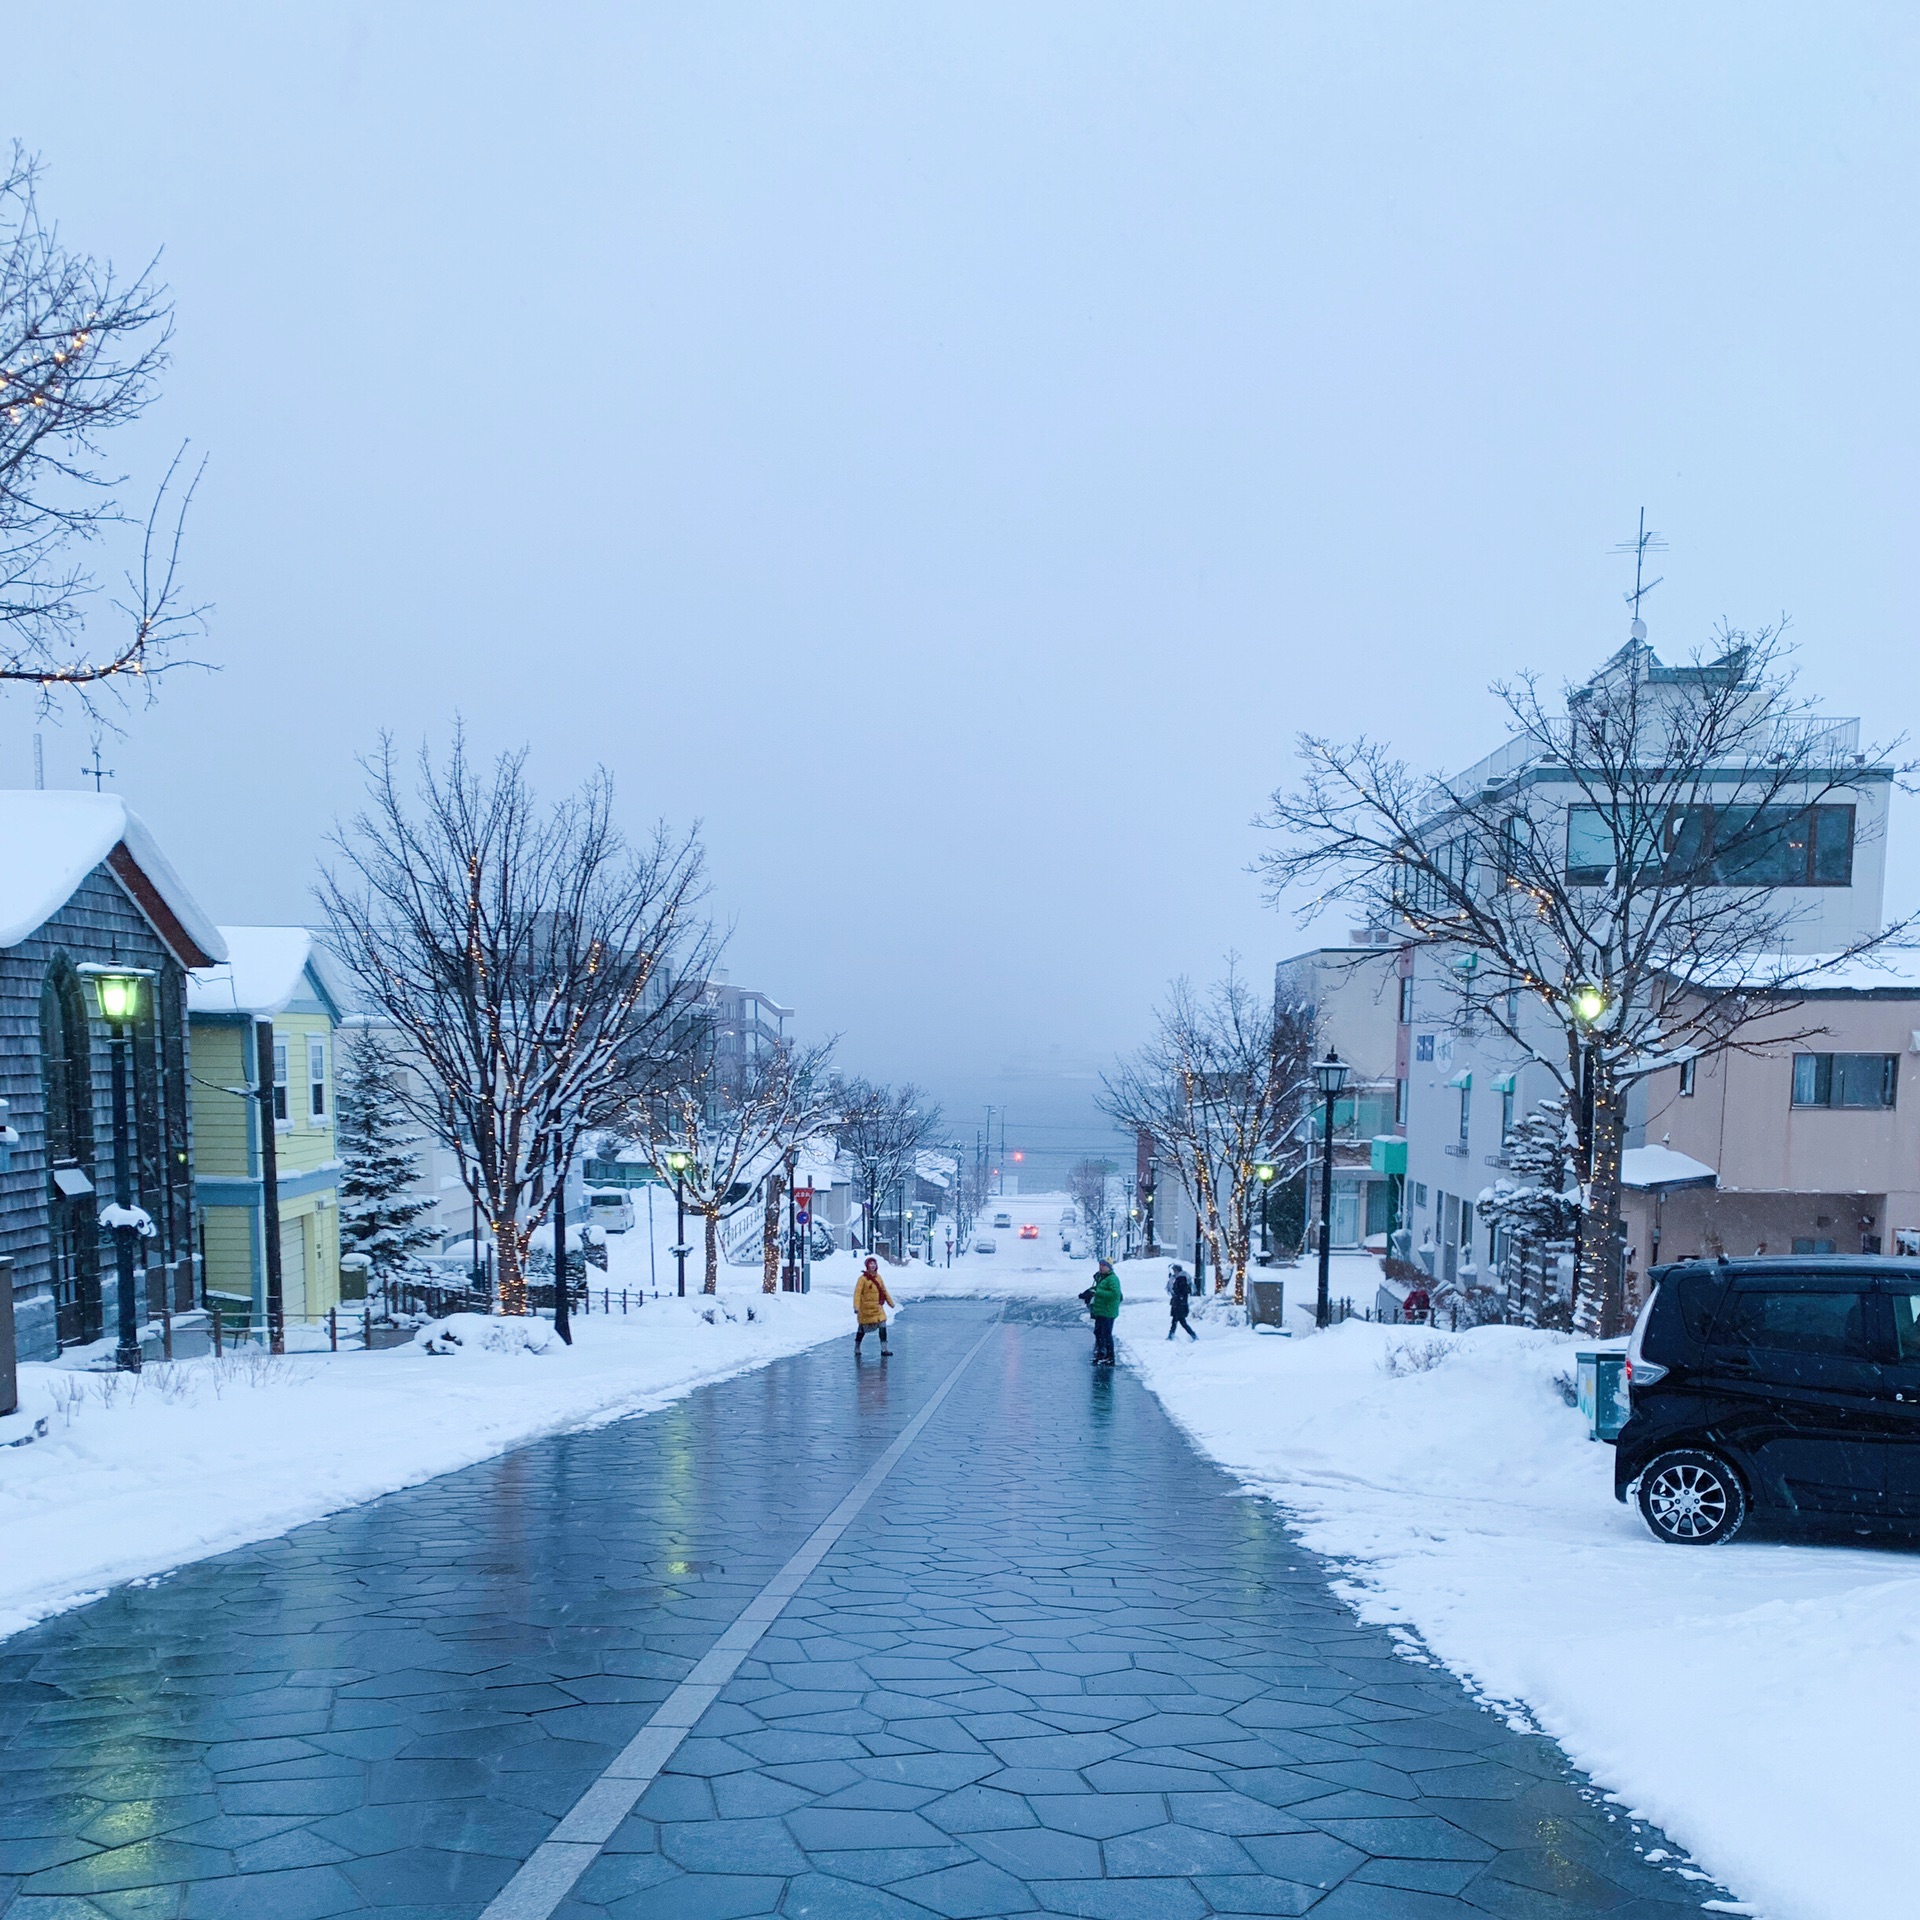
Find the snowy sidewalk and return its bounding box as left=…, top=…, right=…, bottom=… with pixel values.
left=0, top=1278, right=860, bottom=1642
left=1119, top=1261, right=1920, bottom=1920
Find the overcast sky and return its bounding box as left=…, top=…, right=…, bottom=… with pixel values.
left=6, top=4, right=1916, bottom=1167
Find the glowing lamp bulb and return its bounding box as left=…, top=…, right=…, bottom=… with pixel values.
left=96, top=973, right=140, bottom=1021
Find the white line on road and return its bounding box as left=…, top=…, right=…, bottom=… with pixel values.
left=477, top=1320, right=1001, bottom=1920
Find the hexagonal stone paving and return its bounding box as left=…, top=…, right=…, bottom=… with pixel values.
left=0, top=1301, right=1736, bottom=1916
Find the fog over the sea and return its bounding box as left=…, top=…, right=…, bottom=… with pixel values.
left=6, top=5, right=1915, bottom=1171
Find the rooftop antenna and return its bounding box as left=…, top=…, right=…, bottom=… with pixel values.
left=82, top=727, right=115, bottom=792
left=1609, top=508, right=1667, bottom=643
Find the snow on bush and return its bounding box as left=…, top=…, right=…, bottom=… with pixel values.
left=415, top=1312, right=557, bottom=1357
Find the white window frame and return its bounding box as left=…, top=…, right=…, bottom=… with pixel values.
left=307, top=1034, right=328, bottom=1125
left=272, top=1040, right=290, bottom=1129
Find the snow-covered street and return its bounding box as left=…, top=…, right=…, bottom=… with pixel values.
left=0, top=1260, right=865, bottom=1643
left=1118, top=1250, right=1920, bottom=1920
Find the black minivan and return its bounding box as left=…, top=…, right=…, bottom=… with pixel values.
left=1616, top=1256, right=1920, bottom=1544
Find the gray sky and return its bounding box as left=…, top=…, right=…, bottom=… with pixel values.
left=7, top=4, right=1917, bottom=1170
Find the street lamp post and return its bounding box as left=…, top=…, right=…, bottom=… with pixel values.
left=551, top=1142, right=573, bottom=1345
left=1570, top=983, right=1610, bottom=1181
left=1255, top=1162, right=1276, bottom=1264
left=1312, top=1050, right=1352, bottom=1329
left=667, top=1150, right=690, bottom=1296
left=94, top=970, right=147, bottom=1373
left=1569, top=984, right=1616, bottom=1327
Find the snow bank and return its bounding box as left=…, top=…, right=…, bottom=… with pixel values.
left=1119, top=1265, right=1920, bottom=1920
left=415, top=1310, right=558, bottom=1356
left=0, top=1279, right=854, bottom=1642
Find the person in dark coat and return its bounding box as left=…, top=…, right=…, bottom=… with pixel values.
left=1166, top=1263, right=1197, bottom=1340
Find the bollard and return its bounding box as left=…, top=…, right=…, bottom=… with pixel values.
left=622, top=1289, right=628, bottom=1314
left=329, top=1307, right=338, bottom=1352
left=161, top=1302, right=173, bottom=1361
left=364, top=1305, right=372, bottom=1349
left=212, top=1309, right=223, bottom=1358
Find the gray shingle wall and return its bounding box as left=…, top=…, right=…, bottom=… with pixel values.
left=0, top=865, right=193, bottom=1362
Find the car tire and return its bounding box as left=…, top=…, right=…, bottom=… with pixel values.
left=1636, top=1448, right=1748, bottom=1546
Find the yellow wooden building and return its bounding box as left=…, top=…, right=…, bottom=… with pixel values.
left=188, top=929, right=343, bottom=1334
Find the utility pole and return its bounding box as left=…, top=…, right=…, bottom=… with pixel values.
left=256, top=1021, right=285, bottom=1354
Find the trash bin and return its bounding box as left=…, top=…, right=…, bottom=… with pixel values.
left=1576, top=1349, right=1630, bottom=1442
left=1248, top=1279, right=1288, bottom=1332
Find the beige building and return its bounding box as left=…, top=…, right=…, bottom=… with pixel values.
left=1625, top=958, right=1920, bottom=1271
left=1275, top=932, right=1406, bottom=1247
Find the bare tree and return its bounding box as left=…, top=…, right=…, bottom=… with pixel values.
left=832, top=1078, right=941, bottom=1261
left=1101, top=962, right=1316, bottom=1306
left=1066, top=1158, right=1117, bottom=1259
left=761, top=1166, right=787, bottom=1295
left=630, top=1035, right=837, bottom=1294
left=0, top=150, right=204, bottom=710
left=320, top=731, right=708, bottom=1315
left=1258, top=630, right=1913, bottom=1332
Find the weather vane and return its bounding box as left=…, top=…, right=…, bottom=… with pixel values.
left=1609, top=508, right=1667, bottom=641
left=82, top=731, right=115, bottom=792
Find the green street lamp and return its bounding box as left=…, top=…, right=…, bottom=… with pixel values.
left=1569, top=984, right=1612, bottom=1180
left=1311, top=1051, right=1351, bottom=1328
left=84, top=967, right=150, bottom=1372
left=665, top=1150, right=692, bottom=1295
left=1254, top=1161, right=1277, bottom=1265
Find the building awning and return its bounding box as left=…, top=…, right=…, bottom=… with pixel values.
left=1492, top=1071, right=1517, bottom=1093
left=1621, top=1145, right=1718, bottom=1193
left=1370, top=1136, right=1408, bottom=1175
left=1448, top=1070, right=1472, bottom=1089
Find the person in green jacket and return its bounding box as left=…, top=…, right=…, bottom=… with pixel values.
left=1084, top=1259, right=1122, bottom=1365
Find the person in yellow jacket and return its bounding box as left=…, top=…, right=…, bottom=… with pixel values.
left=853, top=1256, right=896, bottom=1356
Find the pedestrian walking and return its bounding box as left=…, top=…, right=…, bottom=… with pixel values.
left=1080, top=1257, right=1121, bottom=1366
left=853, top=1256, right=896, bottom=1355
left=1166, top=1262, right=1197, bottom=1341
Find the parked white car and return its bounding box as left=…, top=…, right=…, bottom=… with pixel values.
left=973, top=1234, right=998, bottom=1254
left=586, top=1187, right=635, bottom=1233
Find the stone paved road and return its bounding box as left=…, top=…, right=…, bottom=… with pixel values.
left=0, top=1301, right=1734, bottom=1919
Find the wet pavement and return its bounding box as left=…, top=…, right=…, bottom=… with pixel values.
left=0, top=1300, right=1733, bottom=1918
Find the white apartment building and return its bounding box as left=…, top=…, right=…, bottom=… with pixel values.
left=1397, top=649, right=1892, bottom=1297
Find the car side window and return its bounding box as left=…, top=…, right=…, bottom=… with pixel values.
left=1890, top=1293, right=1920, bottom=1362
left=1716, top=1288, right=1875, bottom=1360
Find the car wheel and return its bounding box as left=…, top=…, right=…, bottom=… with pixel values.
left=1636, top=1448, right=1748, bottom=1546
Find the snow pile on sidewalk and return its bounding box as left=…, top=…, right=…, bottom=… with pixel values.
left=1119, top=1276, right=1920, bottom=1920
left=0, top=1280, right=854, bottom=1642
left=416, top=1311, right=561, bottom=1356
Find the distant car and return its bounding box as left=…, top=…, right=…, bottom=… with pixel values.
left=585, top=1188, right=634, bottom=1233
left=973, top=1235, right=998, bottom=1254
left=1019, top=1223, right=1040, bottom=1240
left=992, top=1212, right=1012, bottom=1229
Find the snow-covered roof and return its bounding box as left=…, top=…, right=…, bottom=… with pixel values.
left=1621, top=1145, right=1718, bottom=1191
left=0, top=790, right=225, bottom=965
left=1682, top=948, right=1920, bottom=996
left=188, top=927, right=338, bottom=1018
